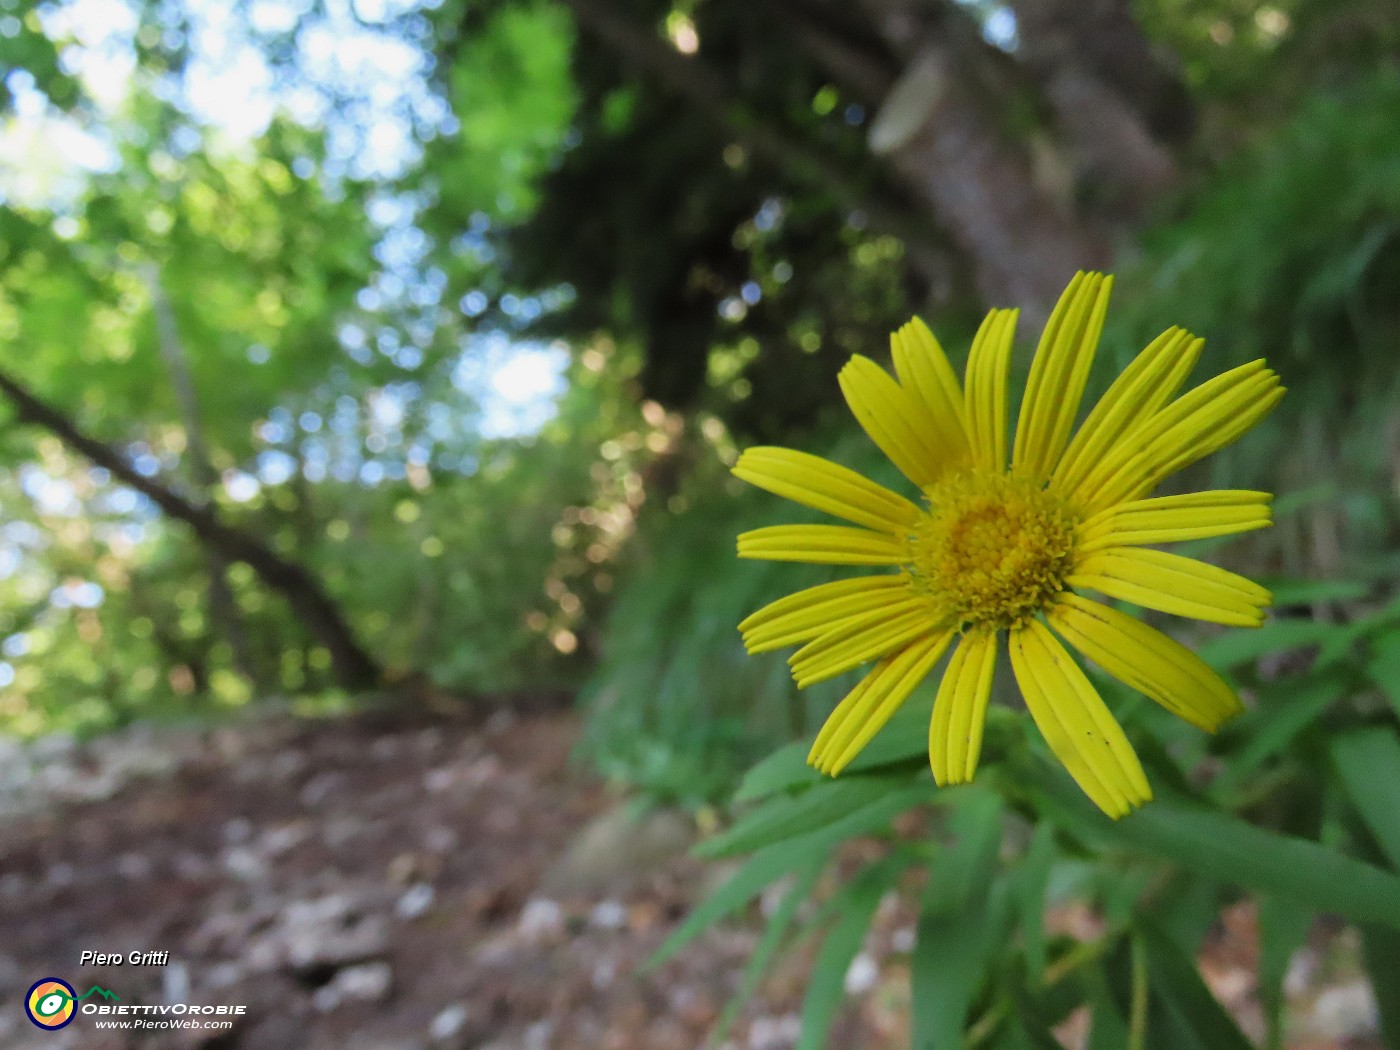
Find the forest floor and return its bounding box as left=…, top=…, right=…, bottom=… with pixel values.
left=0, top=704, right=1385, bottom=1050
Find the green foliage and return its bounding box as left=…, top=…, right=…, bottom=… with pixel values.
left=0, top=6, right=647, bottom=734
left=432, top=0, right=577, bottom=224
left=1136, top=0, right=1400, bottom=115
left=0, top=8, right=81, bottom=112
left=1107, top=70, right=1400, bottom=574
left=578, top=422, right=914, bottom=800
left=662, top=592, right=1400, bottom=1048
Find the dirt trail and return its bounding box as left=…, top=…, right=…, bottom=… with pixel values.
left=0, top=708, right=1382, bottom=1050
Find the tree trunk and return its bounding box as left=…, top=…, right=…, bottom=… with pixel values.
left=1007, top=0, right=1192, bottom=225
left=857, top=0, right=1110, bottom=325
left=0, top=366, right=382, bottom=692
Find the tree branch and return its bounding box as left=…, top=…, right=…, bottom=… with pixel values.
left=0, top=365, right=381, bottom=691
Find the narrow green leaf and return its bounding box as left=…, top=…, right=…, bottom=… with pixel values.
left=999, top=1012, right=1064, bottom=1050
left=796, top=857, right=906, bottom=1050
left=1264, top=578, right=1369, bottom=605
left=1258, top=895, right=1312, bottom=1050
left=1197, top=618, right=1339, bottom=668
left=1361, top=924, right=1400, bottom=1050
left=910, top=792, right=1007, bottom=1050
left=734, top=704, right=932, bottom=804
left=1118, top=799, right=1400, bottom=931
left=652, top=784, right=931, bottom=969
left=1210, top=673, right=1344, bottom=796
left=1017, top=822, right=1058, bottom=986
left=1151, top=876, right=1220, bottom=958
left=1006, top=958, right=1086, bottom=1048
left=713, top=861, right=824, bottom=1043
left=1332, top=728, right=1400, bottom=869
left=1368, top=633, right=1400, bottom=720
left=734, top=740, right=816, bottom=802
left=1141, top=921, right=1255, bottom=1050
left=1086, top=973, right=1131, bottom=1050
left=1032, top=770, right=1400, bottom=934
left=699, top=777, right=932, bottom=859
left=1100, top=938, right=1200, bottom=1050
left=646, top=843, right=808, bottom=970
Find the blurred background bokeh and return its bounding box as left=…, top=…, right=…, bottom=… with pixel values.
left=2, top=0, right=1399, bottom=1046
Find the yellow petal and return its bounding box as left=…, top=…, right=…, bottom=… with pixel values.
left=964, top=308, right=1017, bottom=472
left=1013, top=272, right=1113, bottom=481
left=737, top=524, right=909, bottom=565
left=839, top=355, right=946, bottom=487
left=1070, top=547, right=1271, bottom=627
left=1078, top=361, right=1285, bottom=511
left=1047, top=592, right=1244, bottom=732
left=810, top=630, right=954, bottom=775
left=739, top=575, right=911, bottom=653
left=891, top=317, right=971, bottom=465
left=1054, top=327, right=1203, bottom=496
left=809, top=667, right=882, bottom=766
left=929, top=629, right=998, bottom=786
left=1077, top=490, right=1272, bottom=552
left=789, top=599, right=938, bottom=686
left=732, top=446, right=922, bottom=533
left=1008, top=620, right=1152, bottom=819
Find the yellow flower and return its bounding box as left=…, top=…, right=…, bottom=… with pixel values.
left=733, top=273, right=1284, bottom=817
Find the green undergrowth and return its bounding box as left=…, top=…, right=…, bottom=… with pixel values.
left=648, top=579, right=1400, bottom=1049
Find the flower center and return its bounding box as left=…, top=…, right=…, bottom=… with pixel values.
left=908, top=470, right=1078, bottom=630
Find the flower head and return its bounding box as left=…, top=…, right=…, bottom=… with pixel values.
left=733, top=273, right=1284, bottom=817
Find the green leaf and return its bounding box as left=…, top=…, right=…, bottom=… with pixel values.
left=1141, top=921, right=1255, bottom=1050
left=1210, top=673, right=1344, bottom=796
left=699, top=776, right=932, bottom=859
left=1086, top=972, right=1132, bottom=1050
left=1258, top=895, right=1313, bottom=1050
left=653, top=784, right=933, bottom=968
left=1032, top=768, right=1400, bottom=932
left=734, top=740, right=817, bottom=802
left=999, top=1012, right=1065, bottom=1050
left=796, top=857, right=907, bottom=1050
left=1117, top=799, right=1400, bottom=931
left=1361, top=924, right=1400, bottom=1050
left=1367, top=632, right=1400, bottom=721
left=733, top=703, right=932, bottom=804
left=1196, top=618, right=1340, bottom=668
left=1006, top=957, right=1088, bottom=1048
left=646, top=843, right=809, bottom=970
left=713, top=861, right=824, bottom=1043
left=1264, top=578, right=1369, bottom=605
left=1017, top=822, right=1058, bottom=986
left=910, top=791, right=1007, bottom=1050
left=1331, top=728, right=1400, bottom=869
left=1151, top=876, right=1220, bottom=958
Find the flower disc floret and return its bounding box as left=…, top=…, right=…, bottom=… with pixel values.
left=910, top=471, right=1077, bottom=630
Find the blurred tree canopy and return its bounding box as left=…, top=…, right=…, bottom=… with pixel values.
left=0, top=0, right=1397, bottom=748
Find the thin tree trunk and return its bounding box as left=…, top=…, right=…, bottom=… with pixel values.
left=0, top=366, right=382, bottom=691
left=145, top=265, right=262, bottom=688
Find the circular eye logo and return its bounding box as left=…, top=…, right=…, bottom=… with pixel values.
left=25, top=978, right=77, bottom=1030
